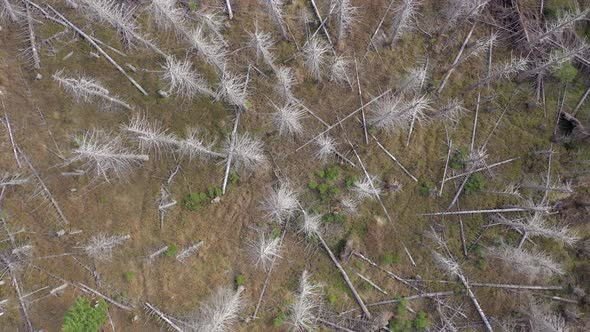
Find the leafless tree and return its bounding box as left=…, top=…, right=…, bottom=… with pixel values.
left=527, top=302, right=569, bottom=332
left=303, top=36, right=330, bottom=80
left=261, top=182, right=299, bottom=224
left=270, top=102, right=306, bottom=136
left=189, top=25, right=228, bottom=69
left=442, top=0, right=489, bottom=30
left=351, top=174, right=384, bottom=201
left=494, top=211, right=579, bottom=246
left=333, top=0, right=358, bottom=42
left=369, top=93, right=431, bottom=134
left=224, top=133, right=267, bottom=172
left=259, top=0, right=288, bottom=38
left=161, top=56, right=214, bottom=99
left=83, top=233, right=130, bottom=261
left=530, top=8, right=590, bottom=45
left=157, top=186, right=176, bottom=229
left=194, top=9, right=227, bottom=43
left=1, top=0, right=22, bottom=22
left=248, top=231, right=282, bottom=270
left=329, top=55, right=353, bottom=86
left=289, top=270, right=322, bottom=331
left=249, top=26, right=276, bottom=70
left=188, top=286, right=245, bottom=332
left=275, top=66, right=296, bottom=102
left=148, top=0, right=186, bottom=34
left=180, top=128, right=224, bottom=160
left=68, top=130, right=149, bottom=181
left=53, top=70, right=131, bottom=110
left=486, top=244, right=563, bottom=281
left=122, top=114, right=178, bottom=154
left=435, top=99, right=468, bottom=127
left=217, top=71, right=249, bottom=110
left=390, top=0, right=421, bottom=44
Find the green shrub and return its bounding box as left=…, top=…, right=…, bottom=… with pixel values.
left=450, top=149, right=467, bottom=170
left=183, top=193, right=205, bottom=211
left=418, top=182, right=434, bottom=196
left=381, top=253, right=401, bottom=265
left=345, top=175, right=358, bottom=188
left=207, top=186, right=223, bottom=199
left=235, top=274, right=245, bottom=287
left=414, top=311, right=429, bottom=331
left=465, top=173, right=486, bottom=194
left=122, top=271, right=135, bottom=282
left=229, top=171, right=239, bottom=185
left=166, top=244, right=178, bottom=257
left=308, top=179, right=318, bottom=190
left=553, top=62, right=578, bottom=83
left=326, top=292, right=338, bottom=306
left=273, top=312, right=287, bottom=327
left=62, top=297, right=108, bottom=332
left=322, top=213, right=345, bottom=224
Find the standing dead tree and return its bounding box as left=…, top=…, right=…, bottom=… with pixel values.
left=53, top=70, right=132, bottom=110
left=249, top=26, right=277, bottom=71
left=333, top=0, right=357, bottom=42
left=275, top=66, right=296, bottom=102
left=176, top=240, right=203, bottom=263
left=188, top=286, right=245, bottom=332
left=75, top=0, right=165, bottom=56
left=23, top=1, right=40, bottom=70
left=270, top=101, right=306, bottom=137
left=161, top=56, right=214, bottom=99
left=248, top=231, right=282, bottom=271
left=329, top=55, right=353, bottom=87
left=486, top=244, right=563, bottom=281
left=259, top=0, right=288, bottom=38
left=368, top=93, right=432, bottom=143
left=1, top=0, right=21, bottom=22
left=147, top=0, right=186, bottom=34
left=19, top=147, right=69, bottom=225
left=288, top=270, right=322, bottom=331
left=156, top=186, right=176, bottom=229
left=430, top=231, right=493, bottom=332
left=189, top=25, right=228, bottom=71
left=529, top=8, right=590, bottom=45
left=217, top=70, right=249, bottom=110
left=303, top=35, right=330, bottom=80
left=82, top=233, right=130, bottom=261
left=68, top=130, right=149, bottom=181
left=314, top=134, right=355, bottom=166
left=389, top=0, right=421, bottom=45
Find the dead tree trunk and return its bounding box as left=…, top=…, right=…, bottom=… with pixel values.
left=318, top=234, right=372, bottom=319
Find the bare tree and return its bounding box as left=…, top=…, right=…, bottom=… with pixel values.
left=495, top=212, right=579, bottom=246
left=289, top=270, right=322, bottom=331
left=435, top=99, right=468, bottom=126
left=333, top=0, right=358, bottom=42
left=224, top=133, right=267, bottom=172
left=248, top=231, right=282, bottom=270
left=530, top=8, right=590, bottom=45
left=259, top=0, right=288, bottom=38
left=161, top=56, right=214, bottom=99
left=442, top=0, right=489, bottom=30
left=83, top=233, right=130, bottom=261
left=122, top=114, right=178, bottom=154
left=189, top=286, right=245, bottom=332
left=270, top=102, right=306, bottom=136
left=157, top=186, right=176, bottom=229
left=261, top=182, right=299, bottom=223
left=1, top=0, right=22, bottom=22
left=53, top=71, right=131, bottom=110
left=195, top=9, right=227, bottom=43
left=217, top=71, right=249, bottom=110
left=329, top=55, right=353, bottom=86
left=68, top=130, right=149, bottom=181
left=275, top=66, right=297, bottom=102
left=390, top=0, right=421, bottom=44
left=303, top=36, right=330, bottom=80
left=527, top=302, right=569, bottom=332
left=189, top=26, right=228, bottom=69
left=486, top=244, right=563, bottom=281
left=148, top=0, right=186, bottom=34
left=351, top=174, right=384, bottom=201
left=368, top=94, right=431, bottom=134
left=249, top=26, right=276, bottom=70
left=176, top=241, right=203, bottom=263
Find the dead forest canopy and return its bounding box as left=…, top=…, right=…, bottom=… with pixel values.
left=0, top=0, right=590, bottom=331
